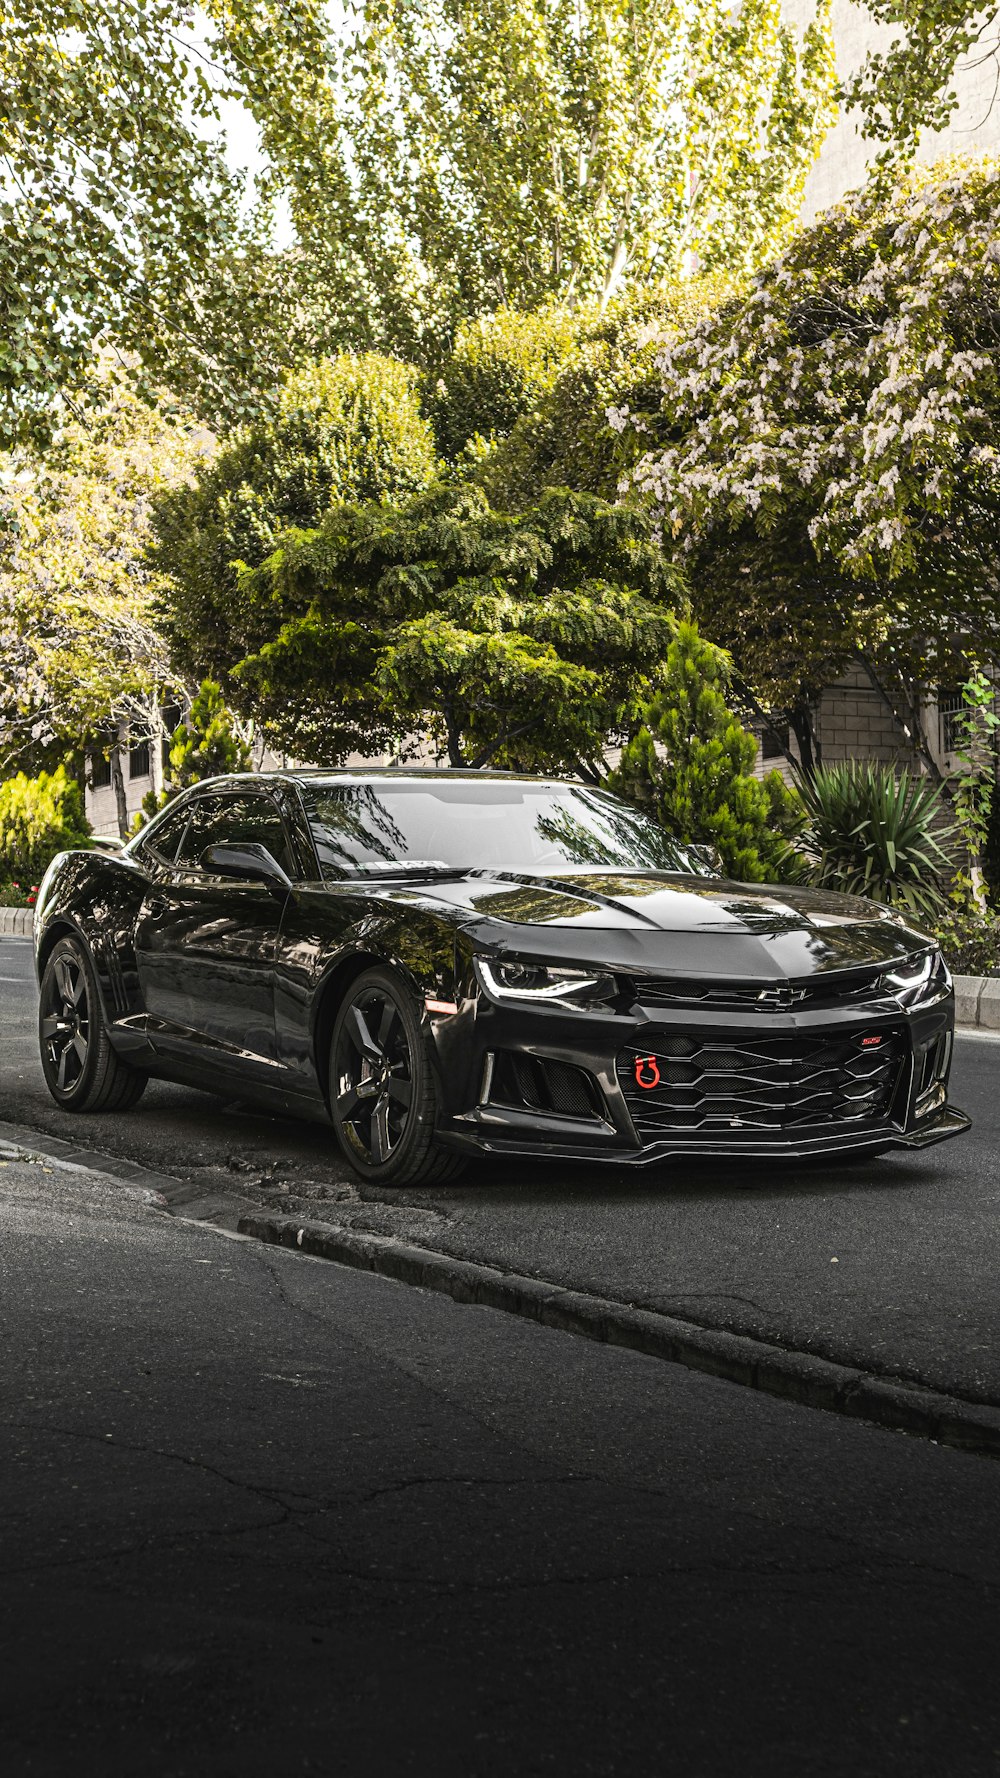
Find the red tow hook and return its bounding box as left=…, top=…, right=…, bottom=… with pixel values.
left=634, top=1055, right=660, bottom=1090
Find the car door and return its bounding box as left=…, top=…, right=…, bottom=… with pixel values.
left=134, top=789, right=295, bottom=1083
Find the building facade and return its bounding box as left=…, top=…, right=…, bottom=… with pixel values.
left=784, top=0, right=1000, bottom=218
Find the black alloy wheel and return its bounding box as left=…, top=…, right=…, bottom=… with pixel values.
left=41, top=948, right=90, bottom=1095
left=330, top=967, right=465, bottom=1186
left=38, top=936, right=147, bottom=1112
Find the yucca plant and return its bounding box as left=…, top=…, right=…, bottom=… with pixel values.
left=796, top=761, right=955, bottom=920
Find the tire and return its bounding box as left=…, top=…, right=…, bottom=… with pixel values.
left=330, top=966, right=466, bottom=1187
left=38, top=935, right=148, bottom=1113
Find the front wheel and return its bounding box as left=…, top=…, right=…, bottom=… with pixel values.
left=330, top=967, right=465, bottom=1186
left=38, top=936, right=148, bottom=1112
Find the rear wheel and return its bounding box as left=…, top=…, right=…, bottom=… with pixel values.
left=330, top=967, right=465, bottom=1186
left=38, top=936, right=147, bottom=1112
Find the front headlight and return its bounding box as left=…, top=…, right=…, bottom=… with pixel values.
left=475, top=956, right=616, bottom=1009
left=882, top=950, right=950, bottom=1006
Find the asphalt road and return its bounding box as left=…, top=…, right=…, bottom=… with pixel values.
left=3, top=1153, right=1000, bottom=1777
left=3, top=935, right=999, bottom=1406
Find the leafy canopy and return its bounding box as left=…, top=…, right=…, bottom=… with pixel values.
left=233, top=485, right=684, bottom=772
left=0, top=2, right=250, bottom=445
left=0, top=357, right=213, bottom=778
left=627, top=158, right=1000, bottom=738
left=239, top=0, right=835, bottom=351
left=151, top=353, right=437, bottom=687
left=610, top=619, right=803, bottom=881
left=845, top=4, right=1000, bottom=165
left=467, top=279, right=724, bottom=510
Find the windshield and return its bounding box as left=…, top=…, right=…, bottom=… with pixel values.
left=299, top=779, right=709, bottom=879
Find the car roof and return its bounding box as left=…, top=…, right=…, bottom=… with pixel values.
left=188, top=767, right=579, bottom=789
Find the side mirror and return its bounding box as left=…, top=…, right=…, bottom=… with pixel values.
left=202, top=842, right=293, bottom=899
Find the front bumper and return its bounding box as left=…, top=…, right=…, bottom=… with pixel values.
left=432, top=981, right=969, bottom=1166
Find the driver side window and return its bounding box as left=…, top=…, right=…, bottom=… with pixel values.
left=175, top=793, right=295, bottom=877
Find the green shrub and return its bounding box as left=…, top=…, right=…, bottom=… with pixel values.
left=931, top=908, right=1000, bottom=977
left=137, top=680, right=252, bottom=826
left=152, top=353, right=438, bottom=688
left=429, top=306, right=583, bottom=463
left=797, top=761, right=954, bottom=920
left=609, top=618, right=805, bottom=882
left=0, top=767, right=92, bottom=879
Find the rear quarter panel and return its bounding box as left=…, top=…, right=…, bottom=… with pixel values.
left=34, top=849, right=151, bottom=1030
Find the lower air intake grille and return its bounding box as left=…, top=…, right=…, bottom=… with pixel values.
left=492, top=1052, right=601, bottom=1120
left=619, top=1030, right=904, bottom=1139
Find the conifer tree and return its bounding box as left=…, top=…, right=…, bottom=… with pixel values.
left=166, top=681, right=252, bottom=790
left=140, top=681, right=251, bottom=823
left=611, top=620, right=803, bottom=881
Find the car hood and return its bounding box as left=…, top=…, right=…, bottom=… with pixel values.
left=376, top=869, right=931, bottom=978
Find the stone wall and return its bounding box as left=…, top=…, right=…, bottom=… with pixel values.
left=814, top=665, right=911, bottom=765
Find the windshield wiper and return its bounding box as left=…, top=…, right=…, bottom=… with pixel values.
left=346, top=861, right=474, bottom=880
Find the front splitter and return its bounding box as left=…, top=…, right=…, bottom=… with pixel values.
left=445, top=1104, right=971, bottom=1167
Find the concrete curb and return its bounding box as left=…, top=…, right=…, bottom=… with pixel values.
left=0, top=908, right=32, bottom=937
left=238, top=1212, right=1000, bottom=1460
left=953, top=972, right=1000, bottom=1031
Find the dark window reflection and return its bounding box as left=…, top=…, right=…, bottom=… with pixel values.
left=137, top=803, right=190, bottom=867
left=177, top=794, right=295, bottom=876
left=301, top=780, right=706, bottom=879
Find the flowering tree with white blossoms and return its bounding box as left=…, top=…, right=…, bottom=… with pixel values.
left=625, top=158, right=1000, bottom=769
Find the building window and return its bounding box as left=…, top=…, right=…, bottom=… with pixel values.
left=938, top=689, right=965, bottom=755
left=761, top=724, right=788, bottom=761
left=129, top=739, right=151, bottom=780
left=89, top=751, right=112, bottom=789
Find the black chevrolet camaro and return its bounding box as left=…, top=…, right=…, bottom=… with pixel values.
left=33, top=768, right=969, bottom=1183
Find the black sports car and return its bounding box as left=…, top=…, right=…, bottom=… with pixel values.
left=33, top=768, right=969, bottom=1183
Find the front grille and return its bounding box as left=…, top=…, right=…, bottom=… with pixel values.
left=629, top=969, right=886, bottom=1014
left=619, top=1029, right=905, bottom=1140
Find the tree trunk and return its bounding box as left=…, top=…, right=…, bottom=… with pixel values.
left=788, top=705, right=820, bottom=779
left=109, top=748, right=129, bottom=839
left=110, top=717, right=130, bottom=839
left=148, top=701, right=166, bottom=807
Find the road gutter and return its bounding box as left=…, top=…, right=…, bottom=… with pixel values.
left=4, top=1066, right=1000, bottom=1459
left=235, top=1211, right=1000, bottom=1462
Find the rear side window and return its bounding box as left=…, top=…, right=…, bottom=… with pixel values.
left=139, top=801, right=191, bottom=867
left=176, top=793, right=295, bottom=877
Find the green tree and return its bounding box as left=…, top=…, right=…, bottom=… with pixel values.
left=610, top=619, right=803, bottom=881
left=233, top=485, right=683, bottom=772
left=233, top=0, right=835, bottom=353
left=626, top=158, right=1000, bottom=771
left=950, top=670, right=1000, bottom=912
left=152, top=353, right=438, bottom=688
left=0, top=767, right=91, bottom=882
left=139, top=680, right=252, bottom=824
left=165, top=680, right=252, bottom=790
left=0, top=1, right=249, bottom=445
left=0, top=357, right=212, bottom=831
left=430, top=306, right=583, bottom=463
left=471, top=279, right=724, bottom=509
